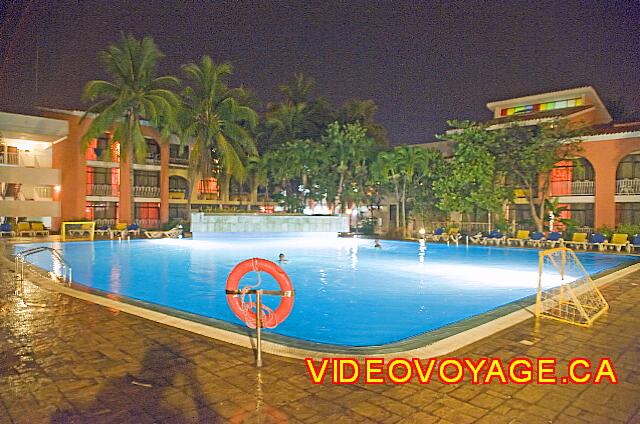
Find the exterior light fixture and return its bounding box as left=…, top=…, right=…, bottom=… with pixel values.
left=419, top=228, right=426, bottom=235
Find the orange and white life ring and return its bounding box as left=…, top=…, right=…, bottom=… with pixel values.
left=225, top=258, right=294, bottom=329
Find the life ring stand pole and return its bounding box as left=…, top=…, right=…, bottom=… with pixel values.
left=256, top=289, right=263, bottom=367
left=225, top=258, right=295, bottom=368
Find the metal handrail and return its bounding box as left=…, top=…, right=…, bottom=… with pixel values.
left=15, top=247, right=72, bottom=295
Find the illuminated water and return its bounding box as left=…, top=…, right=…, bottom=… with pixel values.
left=16, top=234, right=636, bottom=346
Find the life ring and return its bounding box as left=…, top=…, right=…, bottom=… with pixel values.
left=225, top=258, right=294, bottom=329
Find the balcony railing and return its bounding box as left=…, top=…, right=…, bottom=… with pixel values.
left=87, top=184, right=119, bottom=197
left=135, top=218, right=160, bottom=229
left=145, top=152, right=161, bottom=166
left=550, top=180, right=594, bottom=196
left=133, top=186, right=160, bottom=198
left=33, top=186, right=52, bottom=200
left=169, top=156, right=189, bottom=166
left=616, top=178, right=640, bottom=195
left=94, top=218, right=117, bottom=227
left=0, top=151, right=52, bottom=168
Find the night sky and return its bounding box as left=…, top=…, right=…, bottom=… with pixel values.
left=1, top=0, right=639, bottom=144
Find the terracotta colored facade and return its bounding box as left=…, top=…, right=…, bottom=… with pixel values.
left=39, top=108, right=271, bottom=231
left=489, top=86, right=640, bottom=230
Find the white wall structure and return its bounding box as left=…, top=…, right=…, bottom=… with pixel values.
left=191, top=213, right=350, bottom=235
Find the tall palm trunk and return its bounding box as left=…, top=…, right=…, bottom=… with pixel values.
left=220, top=173, right=231, bottom=202
left=335, top=164, right=346, bottom=214
left=401, top=178, right=407, bottom=238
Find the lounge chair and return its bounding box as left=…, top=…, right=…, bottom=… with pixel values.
left=0, top=223, right=15, bottom=237
left=482, top=230, right=505, bottom=246
left=110, top=223, right=128, bottom=239
left=68, top=223, right=94, bottom=237
left=564, top=232, right=588, bottom=250
left=424, top=227, right=445, bottom=242
left=586, top=233, right=608, bottom=251
left=507, top=230, right=530, bottom=247
left=95, top=225, right=111, bottom=237
left=469, top=232, right=484, bottom=244
left=17, top=222, right=33, bottom=236
left=627, top=235, right=640, bottom=253
left=541, top=231, right=563, bottom=248
left=446, top=227, right=462, bottom=243
left=603, top=233, right=629, bottom=252
left=526, top=232, right=545, bottom=248
left=144, top=227, right=183, bottom=239
left=127, top=224, right=141, bottom=237
left=30, top=222, right=49, bottom=236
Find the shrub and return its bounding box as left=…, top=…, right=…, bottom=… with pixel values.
left=615, top=223, right=640, bottom=236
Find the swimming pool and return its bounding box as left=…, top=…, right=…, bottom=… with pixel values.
left=15, top=234, right=637, bottom=347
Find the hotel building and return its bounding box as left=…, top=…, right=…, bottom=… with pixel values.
left=1, top=108, right=271, bottom=231
left=1, top=86, right=639, bottom=234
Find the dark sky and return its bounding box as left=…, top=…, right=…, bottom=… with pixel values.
left=1, top=0, right=639, bottom=144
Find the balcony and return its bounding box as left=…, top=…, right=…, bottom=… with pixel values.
left=0, top=199, right=60, bottom=217
left=169, top=155, right=189, bottom=166
left=616, top=178, right=640, bottom=195
left=87, top=184, right=119, bottom=197
left=145, top=152, right=161, bottom=166
left=0, top=151, right=52, bottom=168
left=550, top=180, right=594, bottom=196
left=133, top=186, right=160, bottom=198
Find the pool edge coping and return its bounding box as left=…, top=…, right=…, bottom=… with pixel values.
left=5, top=241, right=639, bottom=360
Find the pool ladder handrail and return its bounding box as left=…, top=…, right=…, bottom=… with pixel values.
left=15, top=247, right=73, bottom=287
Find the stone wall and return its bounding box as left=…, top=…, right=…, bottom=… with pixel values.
left=190, top=213, right=350, bottom=234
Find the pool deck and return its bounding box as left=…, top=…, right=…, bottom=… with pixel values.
left=1, top=247, right=640, bottom=422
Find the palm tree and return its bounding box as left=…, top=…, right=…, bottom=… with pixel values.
left=81, top=34, right=180, bottom=223
left=179, top=56, right=258, bottom=205
left=260, top=73, right=333, bottom=148
left=337, top=99, right=388, bottom=146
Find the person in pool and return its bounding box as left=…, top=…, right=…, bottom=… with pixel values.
left=278, top=253, right=288, bottom=263
left=374, top=239, right=382, bottom=248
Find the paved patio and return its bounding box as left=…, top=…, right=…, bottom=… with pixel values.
left=1, top=257, right=639, bottom=423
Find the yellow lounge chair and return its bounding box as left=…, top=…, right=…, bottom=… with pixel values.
left=507, top=230, right=530, bottom=247
left=30, top=222, right=49, bottom=236
left=565, top=233, right=588, bottom=250
left=446, top=227, right=462, bottom=243
left=604, top=233, right=630, bottom=252
left=110, top=223, right=128, bottom=239
left=17, top=222, right=33, bottom=236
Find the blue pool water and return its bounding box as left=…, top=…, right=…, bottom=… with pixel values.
left=16, top=234, right=637, bottom=346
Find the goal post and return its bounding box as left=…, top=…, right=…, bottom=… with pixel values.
left=536, top=247, right=608, bottom=327
left=61, top=221, right=96, bottom=242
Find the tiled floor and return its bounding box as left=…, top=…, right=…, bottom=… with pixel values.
left=0, top=259, right=639, bottom=423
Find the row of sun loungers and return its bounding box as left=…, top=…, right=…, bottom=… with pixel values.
left=423, top=227, right=637, bottom=253
left=0, top=222, right=49, bottom=237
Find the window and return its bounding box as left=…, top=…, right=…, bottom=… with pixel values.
left=616, top=154, right=640, bottom=180
left=169, top=204, right=188, bottom=220
left=169, top=144, right=189, bottom=163
left=563, top=203, right=594, bottom=228
left=169, top=176, right=189, bottom=191
left=87, top=167, right=120, bottom=195
left=500, top=97, right=583, bottom=117
left=85, top=201, right=118, bottom=220
left=198, top=178, right=218, bottom=194
left=135, top=202, right=160, bottom=220
left=134, top=170, right=160, bottom=187
left=616, top=203, right=640, bottom=226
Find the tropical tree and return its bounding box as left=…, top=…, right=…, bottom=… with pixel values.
left=433, top=122, right=508, bottom=219
left=179, top=56, right=258, bottom=205
left=337, top=98, right=388, bottom=147
left=486, top=120, right=583, bottom=231
left=323, top=122, right=374, bottom=214
left=260, top=73, right=333, bottom=148
left=81, top=34, right=180, bottom=222
left=376, top=146, right=442, bottom=236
